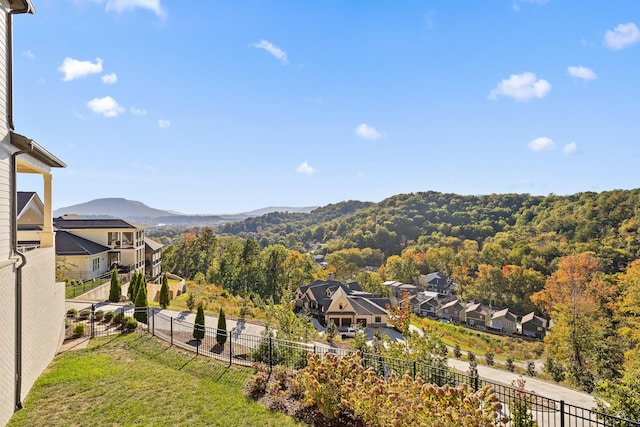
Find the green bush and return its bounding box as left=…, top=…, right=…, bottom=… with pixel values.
left=113, top=312, right=124, bottom=324
left=104, top=311, right=115, bottom=322
left=78, top=309, right=90, bottom=320
left=94, top=310, right=104, bottom=321
left=66, top=308, right=78, bottom=318
left=73, top=323, right=86, bottom=336
left=123, top=316, right=138, bottom=331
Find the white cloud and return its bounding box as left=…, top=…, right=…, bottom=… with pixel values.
left=355, top=123, right=382, bottom=140
left=105, top=0, right=166, bottom=17
left=562, top=142, right=577, bottom=154
left=101, top=72, right=118, bottom=84
left=490, top=72, right=551, bottom=101
left=567, top=66, right=597, bottom=81
left=512, top=0, right=549, bottom=12
left=158, top=119, right=171, bottom=129
left=23, top=50, right=35, bottom=59
left=604, top=22, right=640, bottom=50
left=528, top=137, right=556, bottom=152
left=253, top=40, right=288, bottom=64
left=87, top=96, right=124, bottom=117
left=58, top=57, right=103, bottom=82
left=130, top=107, right=147, bottom=115
left=296, top=161, right=317, bottom=176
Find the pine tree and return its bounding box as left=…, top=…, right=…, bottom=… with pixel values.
left=128, top=271, right=138, bottom=301
left=159, top=273, right=170, bottom=309
left=193, top=304, right=205, bottom=341
left=108, top=266, right=121, bottom=302
left=134, top=274, right=148, bottom=324
left=216, top=307, right=227, bottom=346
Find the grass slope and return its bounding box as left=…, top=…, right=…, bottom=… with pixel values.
left=8, top=334, right=304, bottom=427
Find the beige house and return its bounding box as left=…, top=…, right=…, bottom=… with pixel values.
left=324, top=286, right=389, bottom=328
left=53, top=217, right=146, bottom=281
left=0, top=2, right=67, bottom=424
left=145, top=238, right=163, bottom=282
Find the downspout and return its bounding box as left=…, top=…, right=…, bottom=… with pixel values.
left=10, top=143, right=32, bottom=412
left=8, top=3, right=36, bottom=412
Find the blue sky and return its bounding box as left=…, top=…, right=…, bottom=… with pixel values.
left=13, top=0, right=640, bottom=214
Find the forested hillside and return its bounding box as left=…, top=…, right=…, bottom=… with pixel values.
left=156, top=189, right=640, bottom=409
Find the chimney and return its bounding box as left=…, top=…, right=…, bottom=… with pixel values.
left=328, top=272, right=335, bottom=281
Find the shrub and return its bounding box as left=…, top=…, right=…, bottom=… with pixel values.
left=78, top=309, right=90, bottom=320
left=526, top=361, right=537, bottom=377
left=123, top=316, right=138, bottom=331
left=506, top=356, right=515, bottom=372
left=453, top=344, right=462, bottom=358
left=94, top=310, right=104, bottom=321
left=108, top=266, right=122, bottom=303
left=544, top=357, right=565, bottom=383
left=193, top=305, right=205, bottom=341
left=467, top=351, right=476, bottom=362
left=246, top=363, right=269, bottom=396
left=485, top=351, right=495, bottom=366
left=113, top=312, right=124, bottom=325
left=104, top=311, right=115, bottom=322
left=216, top=308, right=227, bottom=346
left=66, top=308, right=78, bottom=318
left=73, top=323, right=86, bottom=336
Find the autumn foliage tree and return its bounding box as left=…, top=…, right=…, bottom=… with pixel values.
left=386, top=290, right=412, bottom=336
left=531, top=253, right=619, bottom=391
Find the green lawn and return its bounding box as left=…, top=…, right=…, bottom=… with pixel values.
left=8, top=334, right=305, bottom=427
left=65, top=279, right=108, bottom=299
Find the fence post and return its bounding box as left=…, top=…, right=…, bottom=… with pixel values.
left=229, top=331, right=232, bottom=366
left=151, top=308, right=155, bottom=336
left=90, top=304, right=95, bottom=339
left=560, top=400, right=565, bottom=427
left=413, top=361, right=416, bottom=379
left=269, top=336, right=273, bottom=373
left=170, top=317, right=173, bottom=346
left=473, top=372, right=479, bottom=392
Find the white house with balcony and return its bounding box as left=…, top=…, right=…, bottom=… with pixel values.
left=53, top=217, right=146, bottom=281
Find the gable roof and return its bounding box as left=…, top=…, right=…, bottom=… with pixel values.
left=521, top=312, right=547, bottom=328
left=425, top=272, right=445, bottom=283
left=54, top=217, right=140, bottom=230
left=55, top=231, right=111, bottom=256
left=17, top=192, right=37, bottom=216
left=492, top=308, right=517, bottom=321
left=145, top=238, right=164, bottom=251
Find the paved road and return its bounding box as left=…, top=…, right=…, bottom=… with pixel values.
left=65, top=301, right=265, bottom=340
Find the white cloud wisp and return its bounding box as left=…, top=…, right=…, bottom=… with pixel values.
left=490, top=72, right=551, bottom=101
left=528, top=137, right=556, bottom=152
left=296, top=161, right=317, bottom=176
left=567, top=66, right=597, bottom=81
left=605, top=22, right=640, bottom=50
left=105, top=0, right=166, bottom=17
left=87, top=96, right=125, bottom=117
left=59, top=57, right=103, bottom=82
left=355, top=123, right=382, bottom=140
left=102, top=72, right=118, bottom=84
left=253, top=40, right=288, bottom=64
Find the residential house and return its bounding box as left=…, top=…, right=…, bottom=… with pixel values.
left=415, top=296, right=440, bottom=318
left=490, top=308, right=518, bottom=335
left=295, top=280, right=389, bottom=328
left=419, top=272, right=455, bottom=295
left=324, top=286, right=389, bottom=329
left=145, top=238, right=163, bottom=282
left=437, top=299, right=466, bottom=323
left=519, top=312, right=548, bottom=339
left=1, top=2, right=67, bottom=424
left=53, top=217, right=146, bottom=281
left=383, top=280, right=419, bottom=300
left=55, top=231, right=112, bottom=281
left=465, top=302, right=491, bottom=328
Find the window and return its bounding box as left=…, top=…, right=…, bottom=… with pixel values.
left=108, top=232, right=119, bottom=246
left=92, top=258, right=100, bottom=271
left=375, top=316, right=381, bottom=323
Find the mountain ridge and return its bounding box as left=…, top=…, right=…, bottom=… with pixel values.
left=53, top=198, right=319, bottom=225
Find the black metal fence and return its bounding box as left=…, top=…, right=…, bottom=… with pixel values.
left=64, top=307, right=640, bottom=427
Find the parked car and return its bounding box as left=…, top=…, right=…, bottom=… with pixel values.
left=342, top=327, right=360, bottom=338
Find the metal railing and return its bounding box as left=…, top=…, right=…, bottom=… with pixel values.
left=64, top=307, right=640, bottom=427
